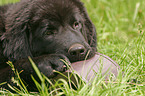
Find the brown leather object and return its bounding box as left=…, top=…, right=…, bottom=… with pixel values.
left=53, top=52, right=120, bottom=83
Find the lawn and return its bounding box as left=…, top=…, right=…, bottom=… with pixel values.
left=0, top=0, right=145, bottom=95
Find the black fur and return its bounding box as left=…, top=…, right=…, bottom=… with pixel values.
left=0, top=0, right=97, bottom=90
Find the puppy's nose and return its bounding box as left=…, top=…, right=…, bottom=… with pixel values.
left=68, top=44, right=86, bottom=56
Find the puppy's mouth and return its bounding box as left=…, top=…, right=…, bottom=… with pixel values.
left=68, top=50, right=95, bottom=63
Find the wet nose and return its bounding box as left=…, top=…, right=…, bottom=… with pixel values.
left=68, top=44, right=86, bottom=56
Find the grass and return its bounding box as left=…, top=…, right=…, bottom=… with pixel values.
left=0, top=0, right=19, bottom=5
left=0, top=0, right=145, bottom=95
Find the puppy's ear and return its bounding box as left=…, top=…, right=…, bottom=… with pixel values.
left=73, top=0, right=97, bottom=51
left=1, top=7, right=32, bottom=60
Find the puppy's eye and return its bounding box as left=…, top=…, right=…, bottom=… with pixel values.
left=45, top=28, right=56, bottom=35
left=45, top=31, right=53, bottom=35
left=73, top=21, right=81, bottom=29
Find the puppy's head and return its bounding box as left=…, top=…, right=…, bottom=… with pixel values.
left=2, top=0, right=97, bottom=62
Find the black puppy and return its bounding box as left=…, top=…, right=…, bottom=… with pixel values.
left=0, top=0, right=97, bottom=90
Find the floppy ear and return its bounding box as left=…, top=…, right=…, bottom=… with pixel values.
left=1, top=5, right=32, bottom=60
left=72, top=0, right=97, bottom=51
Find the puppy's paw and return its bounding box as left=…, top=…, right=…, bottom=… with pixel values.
left=37, top=54, right=70, bottom=78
